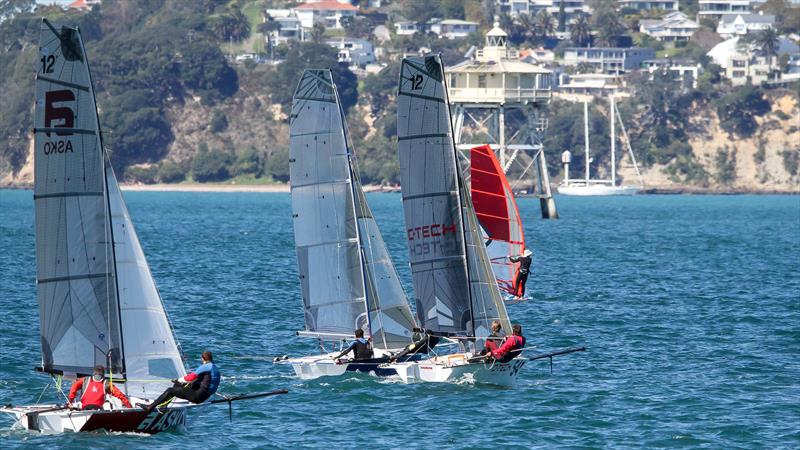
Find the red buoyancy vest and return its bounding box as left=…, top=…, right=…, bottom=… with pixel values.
left=80, top=377, right=107, bottom=407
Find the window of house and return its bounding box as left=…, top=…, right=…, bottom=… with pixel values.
left=478, top=75, right=487, bottom=88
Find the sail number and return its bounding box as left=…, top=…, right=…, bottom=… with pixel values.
left=410, top=74, right=423, bottom=90
left=41, top=55, right=56, bottom=74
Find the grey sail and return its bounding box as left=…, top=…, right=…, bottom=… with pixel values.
left=34, top=20, right=123, bottom=375
left=396, top=55, right=511, bottom=341
left=290, top=69, right=416, bottom=347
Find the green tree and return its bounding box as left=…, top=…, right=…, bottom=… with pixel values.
left=535, top=11, right=556, bottom=40
left=191, top=146, right=233, bottom=182
left=340, top=15, right=373, bottom=39
left=209, top=8, right=251, bottom=42
left=752, top=28, right=780, bottom=80
left=310, top=22, right=326, bottom=43
left=570, top=15, right=591, bottom=47
left=591, top=0, right=625, bottom=46
left=714, top=85, right=771, bottom=137
left=157, top=161, right=186, bottom=183
left=266, top=147, right=290, bottom=182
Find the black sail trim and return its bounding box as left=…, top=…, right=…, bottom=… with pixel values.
left=34, top=191, right=103, bottom=200
left=38, top=272, right=113, bottom=285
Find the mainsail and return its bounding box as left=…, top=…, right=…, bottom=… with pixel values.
left=396, top=56, right=511, bottom=343
left=470, top=145, right=525, bottom=296
left=34, top=20, right=184, bottom=397
left=290, top=69, right=415, bottom=349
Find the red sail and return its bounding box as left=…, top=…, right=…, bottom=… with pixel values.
left=470, top=145, right=526, bottom=296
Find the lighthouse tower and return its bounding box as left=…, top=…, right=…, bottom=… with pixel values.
left=448, top=22, right=557, bottom=218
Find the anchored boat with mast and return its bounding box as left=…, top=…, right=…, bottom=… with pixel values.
left=558, top=95, right=643, bottom=196
left=276, top=69, right=421, bottom=379
left=0, top=20, right=285, bottom=434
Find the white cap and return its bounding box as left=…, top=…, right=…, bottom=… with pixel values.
left=523, top=249, right=532, bottom=257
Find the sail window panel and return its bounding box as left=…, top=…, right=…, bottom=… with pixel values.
left=146, top=358, right=181, bottom=380
left=291, top=182, right=356, bottom=247
left=49, top=325, right=103, bottom=373
left=304, top=241, right=365, bottom=306
left=308, top=301, right=366, bottom=335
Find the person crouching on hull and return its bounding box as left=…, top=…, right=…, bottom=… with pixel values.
left=67, top=365, right=132, bottom=410
left=487, top=324, right=526, bottom=363
left=144, top=351, right=220, bottom=413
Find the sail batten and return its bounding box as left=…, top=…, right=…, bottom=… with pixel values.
left=290, top=69, right=416, bottom=348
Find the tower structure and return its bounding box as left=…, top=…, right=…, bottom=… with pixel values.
left=447, top=23, right=558, bottom=218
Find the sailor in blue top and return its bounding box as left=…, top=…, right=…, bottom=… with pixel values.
left=144, top=351, right=220, bottom=412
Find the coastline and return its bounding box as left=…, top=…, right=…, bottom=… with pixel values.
left=0, top=182, right=796, bottom=195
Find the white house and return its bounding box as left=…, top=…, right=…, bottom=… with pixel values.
left=642, top=59, right=703, bottom=87
left=639, top=12, right=700, bottom=42
left=495, top=0, right=589, bottom=23
left=293, top=1, right=359, bottom=30
left=264, top=10, right=305, bottom=45
left=555, top=73, right=628, bottom=101
left=562, top=47, right=656, bottom=73
left=430, top=19, right=479, bottom=39
left=618, top=0, right=679, bottom=11
left=394, top=21, right=420, bottom=36
left=708, top=36, right=800, bottom=85
left=698, top=0, right=761, bottom=20
left=325, top=38, right=375, bottom=67
left=716, top=13, right=775, bottom=38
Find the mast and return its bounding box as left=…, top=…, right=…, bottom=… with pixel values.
left=584, top=100, right=590, bottom=183
left=610, top=94, right=616, bottom=187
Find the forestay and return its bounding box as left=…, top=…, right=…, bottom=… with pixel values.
left=290, top=70, right=416, bottom=347
left=470, top=145, right=526, bottom=296
left=397, top=56, right=511, bottom=342
left=34, top=20, right=185, bottom=397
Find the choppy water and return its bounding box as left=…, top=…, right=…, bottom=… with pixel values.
left=1, top=190, right=798, bottom=448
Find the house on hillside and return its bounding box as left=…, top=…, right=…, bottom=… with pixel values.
left=707, top=36, right=800, bottom=85
left=325, top=38, right=375, bottom=67
left=642, top=59, right=703, bottom=87
left=67, top=0, right=101, bottom=10
left=430, top=19, right=479, bottom=39
left=264, top=10, right=305, bottom=44
left=716, top=13, right=775, bottom=38
left=698, top=0, right=759, bottom=21
left=555, top=73, right=628, bottom=100
left=562, top=47, right=655, bottom=74
left=394, top=21, right=420, bottom=36
left=495, top=0, right=589, bottom=23
left=639, top=12, right=699, bottom=42
left=293, top=1, right=359, bottom=30
left=618, top=0, right=679, bottom=11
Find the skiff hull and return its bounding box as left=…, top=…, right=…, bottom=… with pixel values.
left=385, top=354, right=527, bottom=387
left=1, top=404, right=187, bottom=434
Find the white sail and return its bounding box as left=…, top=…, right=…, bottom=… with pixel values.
left=34, top=20, right=184, bottom=396
left=290, top=69, right=415, bottom=347
left=397, top=55, right=510, bottom=344
left=106, top=163, right=185, bottom=398
left=34, top=20, right=123, bottom=376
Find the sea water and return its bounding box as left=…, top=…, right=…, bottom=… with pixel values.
left=1, top=190, right=798, bottom=448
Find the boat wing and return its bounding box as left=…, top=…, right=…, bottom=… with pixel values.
left=470, top=145, right=525, bottom=296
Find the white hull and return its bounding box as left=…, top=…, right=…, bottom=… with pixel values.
left=385, top=353, right=526, bottom=387
left=557, top=184, right=640, bottom=196
left=276, top=348, right=400, bottom=380
left=1, top=400, right=188, bottom=434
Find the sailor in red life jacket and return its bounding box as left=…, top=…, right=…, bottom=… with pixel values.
left=487, top=323, right=526, bottom=363
left=479, top=321, right=504, bottom=356
left=66, top=365, right=132, bottom=410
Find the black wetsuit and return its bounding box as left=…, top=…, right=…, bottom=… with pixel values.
left=509, top=254, right=532, bottom=297
left=391, top=330, right=440, bottom=361
left=335, top=338, right=374, bottom=360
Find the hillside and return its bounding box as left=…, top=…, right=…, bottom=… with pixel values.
left=1, top=1, right=798, bottom=193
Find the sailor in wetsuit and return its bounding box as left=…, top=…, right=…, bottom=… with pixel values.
left=509, top=248, right=533, bottom=299
left=478, top=321, right=505, bottom=356
left=389, top=327, right=441, bottom=362
left=144, top=351, right=220, bottom=412
left=333, top=329, right=373, bottom=361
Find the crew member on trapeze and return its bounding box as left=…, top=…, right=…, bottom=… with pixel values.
left=67, top=365, right=132, bottom=410
left=486, top=324, right=526, bottom=363
left=508, top=248, right=533, bottom=299
left=144, top=351, right=220, bottom=413
left=333, top=328, right=374, bottom=361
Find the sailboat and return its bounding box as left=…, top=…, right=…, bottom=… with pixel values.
left=276, top=69, right=420, bottom=380
left=557, top=95, right=643, bottom=196
left=384, top=55, right=526, bottom=386
left=469, top=144, right=527, bottom=300
left=0, top=20, right=286, bottom=434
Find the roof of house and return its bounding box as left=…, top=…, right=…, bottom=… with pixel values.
left=720, top=13, right=776, bottom=24
left=295, top=1, right=359, bottom=11
left=437, top=19, right=479, bottom=26
left=448, top=58, right=551, bottom=74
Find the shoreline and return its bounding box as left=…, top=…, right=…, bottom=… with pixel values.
left=0, top=182, right=796, bottom=195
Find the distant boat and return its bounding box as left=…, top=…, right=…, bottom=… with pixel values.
left=386, top=55, right=525, bottom=386
left=277, top=69, right=420, bottom=379
left=469, top=144, right=527, bottom=300
left=0, top=20, right=286, bottom=434
left=558, top=95, right=643, bottom=196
